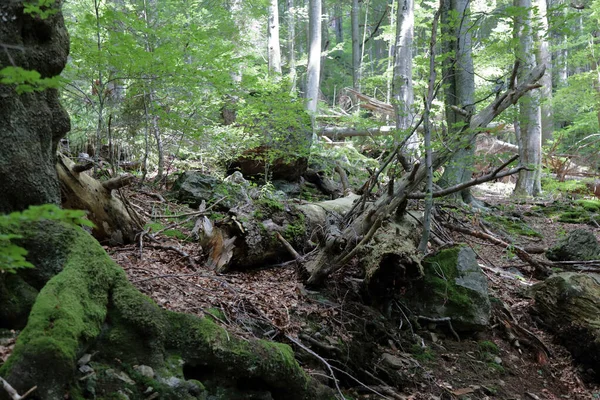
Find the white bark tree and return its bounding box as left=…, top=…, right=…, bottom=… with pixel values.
left=535, top=0, right=553, bottom=144
left=393, top=0, right=416, bottom=155
left=306, top=0, right=322, bottom=114
left=351, top=0, right=361, bottom=89
left=268, top=0, right=282, bottom=76
left=514, top=0, right=543, bottom=196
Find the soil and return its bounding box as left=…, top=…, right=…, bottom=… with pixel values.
left=35, top=181, right=600, bottom=399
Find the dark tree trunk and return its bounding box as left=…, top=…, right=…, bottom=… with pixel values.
left=0, top=0, right=71, bottom=213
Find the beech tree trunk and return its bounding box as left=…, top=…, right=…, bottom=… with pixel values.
left=439, top=0, right=477, bottom=203
left=268, top=0, right=282, bottom=76
left=393, top=0, right=417, bottom=155
left=535, top=0, right=553, bottom=145
left=514, top=0, right=543, bottom=197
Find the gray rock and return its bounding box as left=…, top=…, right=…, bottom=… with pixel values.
left=134, top=364, right=154, bottom=378
left=546, top=229, right=600, bottom=261
left=409, top=245, right=491, bottom=331
left=171, top=171, right=250, bottom=210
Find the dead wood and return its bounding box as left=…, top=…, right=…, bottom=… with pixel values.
left=56, top=153, right=142, bottom=244
left=102, top=174, right=135, bottom=191
left=304, top=63, right=546, bottom=286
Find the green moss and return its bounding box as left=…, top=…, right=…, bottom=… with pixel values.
left=0, top=221, right=123, bottom=392
left=422, top=246, right=473, bottom=310
left=483, top=214, right=541, bottom=238
left=145, top=222, right=187, bottom=240
left=257, top=197, right=285, bottom=212
left=541, top=177, right=588, bottom=194
left=575, top=199, right=600, bottom=212
left=410, top=344, right=435, bottom=362
left=478, top=340, right=499, bottom=355
left=487, top=362, right=505, bottom=374
left=283, top=212, right=306, bottom=242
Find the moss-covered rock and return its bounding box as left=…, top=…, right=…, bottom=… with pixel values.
left=546, top=229, right=600, bottom=261
left=0, top=274, right=38, bottom=329
left=0, top=221, right=332, bottom=400
left=405, top=245, right=491, bottom=331
left=532, top=273, right=600, bottom=376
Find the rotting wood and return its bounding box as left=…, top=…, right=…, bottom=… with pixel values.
left=57, top=152, right=142, bottom=244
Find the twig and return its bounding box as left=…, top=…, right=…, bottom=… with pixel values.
left=417, top=315, right=460, bottom=342
left=276, top=232, right=301, bottom=260
left=0, top=377, right=37, bottom=400
left=285, top=334, right=346, bottom=400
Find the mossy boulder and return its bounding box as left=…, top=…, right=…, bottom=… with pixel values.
left=532, top=273, right=600, bottom=376
left=546, top=229, right=600, bottom=261
left=0, top=221, right=332, bottom=400
left=172, top=171, right=251, bottom=210
left=405, top=245, right=491, bottom=331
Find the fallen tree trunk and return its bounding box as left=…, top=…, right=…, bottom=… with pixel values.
left=305, top=63, right=546, bottom=286
left=56, top=153, right=142, bottom=244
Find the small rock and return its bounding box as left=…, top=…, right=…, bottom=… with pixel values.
left=134, top=365, right=155, bottom=378
left=492, top=356, right=502, bottom=365
left=79, top=365, right=94, bottom=374
left=77, top=353, right=92, bottom=366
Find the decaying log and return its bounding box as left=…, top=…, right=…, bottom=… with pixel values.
left=304, top=64, right=547, bottom=286
left=344, top=87, right=395, bottom=116
left=56, top=153, right=142, bottom=244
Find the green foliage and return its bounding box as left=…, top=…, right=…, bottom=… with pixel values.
left=0, top=67, right=64, bottom=94
left=541, top=176, right=589, bottom=195
left=0, top=205, right=93, bottom=274
left=23, top=0, right=59, bottom=19
left=410, top=344, right=435, bottom=362
left=478, top=340, right=499, bottom=355
left=483, top=214, right=542, bottom=238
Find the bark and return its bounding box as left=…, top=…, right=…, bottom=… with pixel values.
left=57, top=153, right=141, bottom=244
left=393, top=0, right=416, bottom=153
left=439, top=0, right=477, bottom=203
left=351, top=0, right=361, bottom=89
left=268, top=0, right=283, bottom=76
left=306, top=0, right=322, bottom=114
left=333, top=3, right=343, bottom=44
left=535, top=0, right=554, bottom=145
left=286, top=0, right=297, bottom=91
left=305, top=64, right=546, bottom=286
left=0, top=0, right=71, bottom=213
left=514, top=0, right=543, bottom=197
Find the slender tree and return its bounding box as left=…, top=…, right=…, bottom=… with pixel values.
left=268, top=0, right=283, bottom=76
left=393, top=0, right=416, bottom=156
left=351, top=0, right=361, bottom=89
left=535, top=0, right=553, bottom=144
left=306, top=0, right=322, bottom=115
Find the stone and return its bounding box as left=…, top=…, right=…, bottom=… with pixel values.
left=171, top=171, right=250, bottom=210
left=546, top=229, right=600, bottom=261
left=407, top=245, right=491, bottom=331
left=532, top=272, right=600, bottom=375
left=134, top=365, right=154, bottom=378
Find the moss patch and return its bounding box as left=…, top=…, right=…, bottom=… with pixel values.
left=483, top=214, right=541, bottom=238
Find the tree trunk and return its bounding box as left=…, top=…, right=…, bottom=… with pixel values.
left=513, top=0, right=543, bottom=197
left=535, top=0, right=553, bottom=145
left=393, top=0, right=416, bottom=155
left=268, top=0, right=283, bottom=76
left=0, top=0, right=71, bottom=213
left=439, top=0, right=477, bottom=203
left=306, top=0, right=322, bottom=114
left=286, top=0, right=297, bottom=91
left=351, top=0, right=361, bottom=90
left=333, top=3, right=343, bottom=44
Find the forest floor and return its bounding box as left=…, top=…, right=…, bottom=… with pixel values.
left=106, top=181, right=599, bottom=400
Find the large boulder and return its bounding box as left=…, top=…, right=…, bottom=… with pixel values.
left=532, top=272, right=600, bottom=378
left=405, top=245, right=491, bottom=331
left=171, top=171, right=251, bottom=210
left=546, top=229, right=600, bottom=261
